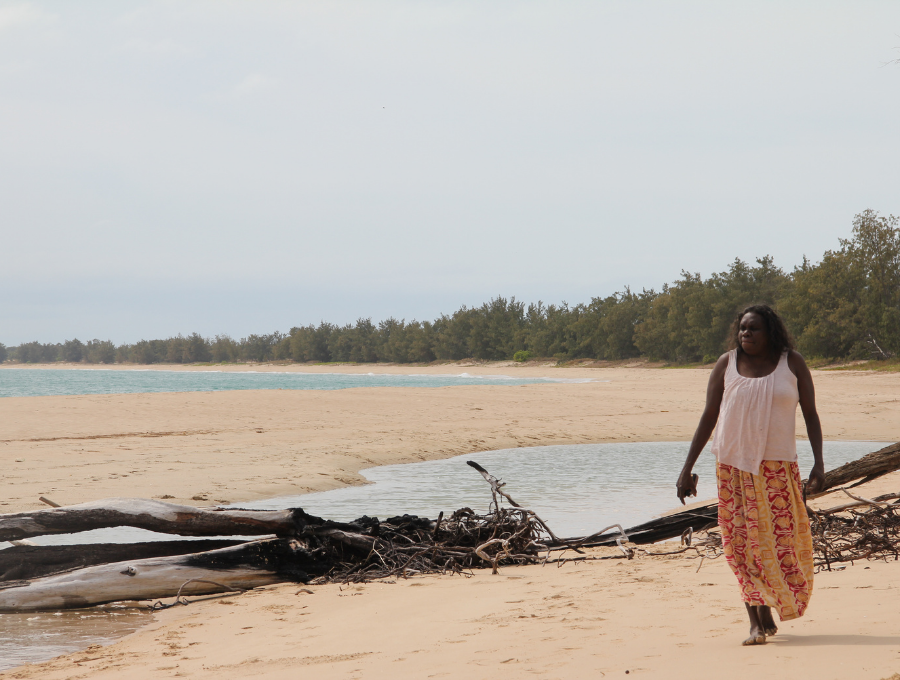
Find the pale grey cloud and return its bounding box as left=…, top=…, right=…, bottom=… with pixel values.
left=0, top=3, right=52, bottom=31
left=1, top=1, right=899, bottom=343
left=119, top=36, right=193, bottom=56
left=231, top=72, right=278, bottom=98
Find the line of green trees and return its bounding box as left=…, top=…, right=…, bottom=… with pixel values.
left=3, top=210, right=898, bottom=366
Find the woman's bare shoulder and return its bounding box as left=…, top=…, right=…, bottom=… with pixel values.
left=709, top=352, right=730, bottom=379
left=787, top=349, right=811, bottom=375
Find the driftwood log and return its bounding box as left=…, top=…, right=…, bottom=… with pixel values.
left=0, top=509, right=536, bottom=609
left=571, top=505, right=720, bottom=548
left=0, top=540, right=245, bottom=582
left=0, top=499, right=310, bottom=542
left=0, top=538, right=321, bottom=611
left=810, top=441, right=900, bottom=498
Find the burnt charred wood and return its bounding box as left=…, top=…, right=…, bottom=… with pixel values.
left=0, top=540, right=246, bottom=582
left=618, top=505, right=719, bottom=545
left=0, top=499, right=325, bottom=541
left=315, top=529, right=376, bottom=551
left=179, top=537, right=328, bottom=581
left=0, top=538, right=330, bottom=611
left=563, top=504, right=720, bottom=547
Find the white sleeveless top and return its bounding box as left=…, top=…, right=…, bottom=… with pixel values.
left=710, top=349, right=799, bottom=474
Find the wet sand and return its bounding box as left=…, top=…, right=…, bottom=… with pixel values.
left=1, top=364, right=899, bottom=678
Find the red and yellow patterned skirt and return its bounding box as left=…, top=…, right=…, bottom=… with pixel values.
left=717, top=460, right=814, bottom=621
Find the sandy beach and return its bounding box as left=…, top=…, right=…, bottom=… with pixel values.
left=2, top=363, right=900, bottom=678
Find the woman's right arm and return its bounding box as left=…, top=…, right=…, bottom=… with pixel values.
left=676, top=353, right=728, bottom=504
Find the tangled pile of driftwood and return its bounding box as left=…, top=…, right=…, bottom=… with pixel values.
left=810, top=490, right=900, bottom=570
left=1, top=443, right=898, bottom=611
left=0, top=461, right=631, bottom=611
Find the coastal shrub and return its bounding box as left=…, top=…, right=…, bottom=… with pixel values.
left=513, top=350, right=532, bottom=362
left=0, top=343, right=6, bottom=362
left=211, top=335, right=240, bottom=363
left=14, top=341, right=60, bottom=363
left=288, top=324, right=333, bottom=362
left=184, top=333, right=212, bottom=363
left=239, top=333, right=283, bottom=362
left=467, top=297, right=527, bottom=360
left=129, top=340, right=161, bottom=364
left=61, top=339, right=85, bottom=363
left=85, top=340, right=116, bottom=364
left=403, top=320, right=437, bottom=363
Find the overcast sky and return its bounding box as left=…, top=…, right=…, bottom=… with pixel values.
left=1, top=1, right=899, bottom=344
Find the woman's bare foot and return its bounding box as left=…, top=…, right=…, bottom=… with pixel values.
left=742, top=603, right=768, bottom=645
left=757, top=605, right=778, bottom=637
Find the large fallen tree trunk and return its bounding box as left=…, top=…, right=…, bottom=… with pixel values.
left=0, top=508, right=548, bottom=609
left=0, top=538, right=325, bottom=611
left=574, top=505, right=720, bottom=547
left=810, top=441, right=900, bottom=498
left=0, top=499, right=311, bottom=542
left=0, top=540, right=246, bottom=582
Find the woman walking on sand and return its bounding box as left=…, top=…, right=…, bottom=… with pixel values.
left=676, top=304, right=825, bottom=646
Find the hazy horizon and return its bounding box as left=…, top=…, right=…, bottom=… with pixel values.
left=2, top=2, right=899, bottom=345
left=0, top=241, right=884, bottom=347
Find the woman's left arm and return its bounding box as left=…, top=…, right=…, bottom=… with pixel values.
left=790, top=350, right=825, bottom=494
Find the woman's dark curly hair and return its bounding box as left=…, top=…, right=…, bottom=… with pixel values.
left=728, top=304, right=794, bottom=359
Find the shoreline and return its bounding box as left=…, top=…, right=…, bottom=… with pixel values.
left=0, top=360, right=642, bottom=380
left=3, top=355, right=896, bottom=375
left=3, top=367, right=898, bottom=515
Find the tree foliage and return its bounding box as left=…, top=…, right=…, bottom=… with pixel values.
left=4, top=211, right=897, bottom=365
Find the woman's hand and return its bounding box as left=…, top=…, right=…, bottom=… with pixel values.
left=676, top=469, right=699, bottom=505
left=792, top=351, right=826, bottom=499
left=805, top=463, right=826, bottom=497
left=678, top=355, right=727, bottom=505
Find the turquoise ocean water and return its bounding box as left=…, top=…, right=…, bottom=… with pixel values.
left=0, top=368, right=591, bottom=398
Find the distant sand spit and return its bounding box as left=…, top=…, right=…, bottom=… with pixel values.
left=0, top=360, right=622, bottom=378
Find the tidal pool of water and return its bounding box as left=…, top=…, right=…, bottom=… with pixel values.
left=0, top=440, right=883, bottom=670
left=0, top=606, right=150, bottom=671
left=0, top=368, right=592, bottom=398
left=242, top=440, right=881, bottom=536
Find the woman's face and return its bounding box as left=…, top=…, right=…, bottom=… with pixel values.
left=739, top=312, right=770, bottom=357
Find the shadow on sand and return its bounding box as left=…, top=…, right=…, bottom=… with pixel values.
left=773, top=634, right=900, bottom=647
